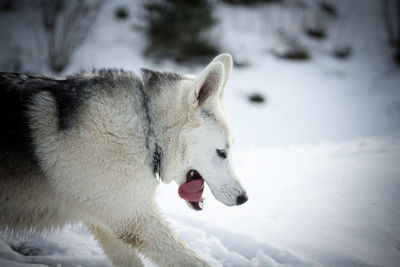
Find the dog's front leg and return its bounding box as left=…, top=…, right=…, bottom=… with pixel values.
left=117, top=205, right=210, bottom=267
left=87, top=224, right=145, bottom=267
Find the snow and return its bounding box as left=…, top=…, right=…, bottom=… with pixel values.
left=1, top=0, right=400, bottom=266
left=158, top=134, right=400, bottom=266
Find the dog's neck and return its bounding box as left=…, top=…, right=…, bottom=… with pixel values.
left=142, top=75, right=192, bottom=183
left=139, top=84, right=164, bottom=182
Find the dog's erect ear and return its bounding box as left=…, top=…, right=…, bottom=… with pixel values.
left=195, top=61, right=224, bottom=107
left=210, top=53, right=232, bottom=100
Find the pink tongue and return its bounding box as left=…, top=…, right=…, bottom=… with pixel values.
left=178, top=179, right=204, bottom=202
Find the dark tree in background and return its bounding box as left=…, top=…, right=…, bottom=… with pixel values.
left=41, top=0, right=103, bottom=73
left=383, top=0, right=400, bottom=64
left=142, top=0, right=219, bottom=64
left=222, top=0, right=280, bottom=5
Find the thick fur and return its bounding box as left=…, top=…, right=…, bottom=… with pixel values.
left=0, top=54, right=247, bottom=267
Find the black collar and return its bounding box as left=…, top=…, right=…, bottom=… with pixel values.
left=141, top=94, right=163, bottom=182
left=140, top=77, right=164, bottom=182
left=152, top=143, right=163, bottom=182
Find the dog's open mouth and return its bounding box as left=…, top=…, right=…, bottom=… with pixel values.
left=178, top=170, right=204, bottom=211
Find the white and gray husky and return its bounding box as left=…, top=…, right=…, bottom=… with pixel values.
left=0, top=54, right=248, bottom=266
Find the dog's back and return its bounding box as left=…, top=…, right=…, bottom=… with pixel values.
left=0, top=74, right=75, bottom=234
left=0, top=73, right=112, bottom=234
left=0, top=74, right=41, bottom=175
left=0, top=73, right=88, bottom=168
left=0, top=71, right=150, bottom=235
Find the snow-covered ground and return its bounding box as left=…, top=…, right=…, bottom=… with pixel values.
left=1, top=0, right=400, bottom=266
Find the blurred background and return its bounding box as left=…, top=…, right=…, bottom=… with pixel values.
left=0, top=0, right=400, bottom=266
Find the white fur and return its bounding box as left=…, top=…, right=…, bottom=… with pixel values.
left=0, top=54, right=246, bottom=267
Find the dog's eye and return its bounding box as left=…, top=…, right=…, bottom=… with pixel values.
left=216, top=149, right=227, bottom=159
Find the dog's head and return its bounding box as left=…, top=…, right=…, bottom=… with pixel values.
left=173, top=54, right=248, bottom=210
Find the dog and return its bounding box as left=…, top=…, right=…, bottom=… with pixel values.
left=0, top=54, right=248, bottom=267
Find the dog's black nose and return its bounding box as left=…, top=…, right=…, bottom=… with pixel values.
left=236, top=193, right=248, bottom=205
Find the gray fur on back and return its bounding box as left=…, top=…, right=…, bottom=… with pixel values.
left=0, top=69, right=179, bottom=179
